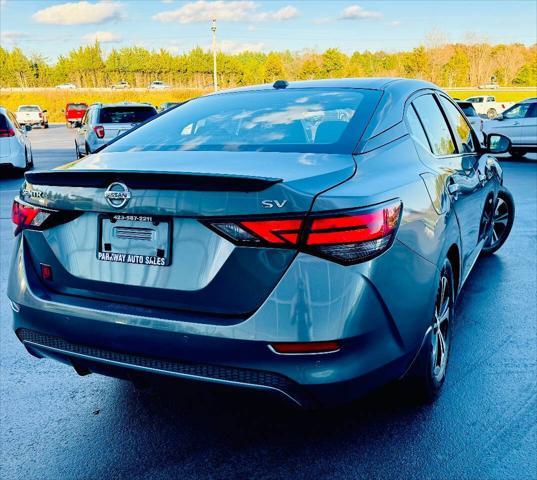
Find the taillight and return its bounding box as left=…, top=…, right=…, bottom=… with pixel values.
left=93, top=125, right=105, bottom=138
left=12, top=199, right=53, bottom=234
left=205, top=200, right=402, bottom=265
left=0, top=128, right=15, bottom=137
left=39, top=112, right=43, bottom=118
left=11, top=198, right=82, bottom=235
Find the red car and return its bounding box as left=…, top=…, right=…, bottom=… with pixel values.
left=64, top=103, right=88, bottom=128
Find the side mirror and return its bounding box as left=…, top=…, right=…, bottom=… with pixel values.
left=24, top=124, right=32, bottom=132
left=486, top=133, right=511, bottom=154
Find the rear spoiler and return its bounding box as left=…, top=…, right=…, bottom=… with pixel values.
left=24, top=170, right=282, bottom=192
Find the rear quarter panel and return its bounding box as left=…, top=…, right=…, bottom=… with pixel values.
left=312, top=135, right=457, bottom=351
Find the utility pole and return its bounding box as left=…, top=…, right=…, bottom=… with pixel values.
left=211, top=18, right=218, bottom=92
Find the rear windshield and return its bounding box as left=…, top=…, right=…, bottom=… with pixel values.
left=99, top=106, right=157, bottom=124
left=67, top=103, right=87, bottom=110
left=457, top=103, right=478, bottom=117
left=18, top=106, right=40, bottom=112
left=105, top=88, right=381, bottom=154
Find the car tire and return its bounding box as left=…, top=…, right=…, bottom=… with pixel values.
left=75, top=141, right=82, bottom=159
left=44, top=122, right=49, bottom=129
left=85, top=142, right=92, bottom=155
left=481, top=187, right=515, bottom=256
left=404, top=259, right=454, bottom=403
left=487, top=108, right=498, bottom=119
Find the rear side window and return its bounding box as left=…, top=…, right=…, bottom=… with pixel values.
left=412, top=95, right=456, bottom=156
left=0, top=114, right=9, bottom=130
left=439, top=97, right=475, bottom=153
left=99, top=106, right=157, bottom=124
left=406, top=105, right=430, bottom=151
left=527, top=103, right=537, bottom=118
left=458, top=103, right=477, bottom=117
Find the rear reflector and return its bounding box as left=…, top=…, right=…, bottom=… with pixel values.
left=270, top=341, right=340, bottom=354
left=205, top=200, right=402, bottom=265
left=40, top=264, right=53, bottom=281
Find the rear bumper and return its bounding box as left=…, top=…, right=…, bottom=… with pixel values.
left=15, top=326, right=412, bottom=407
left=8, top=232, right=438, bottom=405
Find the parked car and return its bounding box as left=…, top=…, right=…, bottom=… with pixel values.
left=483, top=98, right=537, bottom=158
left=456, top=101, right=484, bottom=143
left=0, top=106, right=33, bottom=172
left=56, top=83, right=77, bottom=90
left=465, top=95, right=514, bottom=119
left=148, top=80, right=171, bottom=90
left=15, top=105, right=48, bottom=128
left=158, top=102, right=183, bottom=112
left=111, top=81, right=130, bottom=90
left=478, top=83, right=499, bottom=90
left=63, top=103, right=88, bottom=128
left=9, top=79, right=515, bottom=408
left=74, top=102, right=157, bottom=157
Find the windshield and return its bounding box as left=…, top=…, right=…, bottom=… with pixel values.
left=105, top=88, right=381, bottom=154
left=67, top=104, right=87, bottom=110
left=18, top=106, right=40, bottom=112
left=98, top=106, right=157, bottom=124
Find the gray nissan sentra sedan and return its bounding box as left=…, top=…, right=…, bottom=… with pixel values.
left=8, top=79, right=515, bottom=407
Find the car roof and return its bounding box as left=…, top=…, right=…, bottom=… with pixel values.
left=520, top=97, right=537, bottom=103
left=95, top=102, right=157, bottom=108
left=215, top=77, right=436, bottom=95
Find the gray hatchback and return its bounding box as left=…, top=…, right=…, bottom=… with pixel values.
left=9, top=79, right=514, bottom=407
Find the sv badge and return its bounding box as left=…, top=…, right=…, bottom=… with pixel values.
left=261, top=200, right=288, bottom=209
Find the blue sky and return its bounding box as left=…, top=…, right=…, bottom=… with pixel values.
left=1, top=0, right=536, bottom=60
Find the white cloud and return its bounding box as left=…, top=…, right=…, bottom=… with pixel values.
left=33, top=1, right=123, bottom=25
left=390, top=20, right=401, bottom=27
left=153, top=1, right=298, bottom=23
left=339, top=5, right=382, bottom=20
left=209, top=39, right=265, bottom=53
left=82, top=30, right=122, bottom=43
left=0, top=31, right=29, bottom=43
left=255, top=5, right=298, bottom=21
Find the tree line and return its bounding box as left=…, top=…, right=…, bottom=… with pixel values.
left=1, top=41, right=535, bottom=89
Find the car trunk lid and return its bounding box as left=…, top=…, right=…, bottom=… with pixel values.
left=20, top=150, right=355, bottom=319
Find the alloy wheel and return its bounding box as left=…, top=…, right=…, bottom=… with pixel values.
left=485, top=197, right=510, bottom=250
left=431, top=268, right=451, bottom=383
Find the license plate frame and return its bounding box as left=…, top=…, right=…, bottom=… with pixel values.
left=96, top=213, right=173, bottom=267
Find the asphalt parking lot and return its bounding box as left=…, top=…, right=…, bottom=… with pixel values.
left=1, top=126, right=536, bottom=480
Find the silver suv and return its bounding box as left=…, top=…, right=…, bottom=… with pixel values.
left=74, top=102, right=157, bottom=157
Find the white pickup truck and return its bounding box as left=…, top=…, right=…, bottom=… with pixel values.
left=15, top=105, right=49, bottom=128
left=465, top=96, right=514, bottom=119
